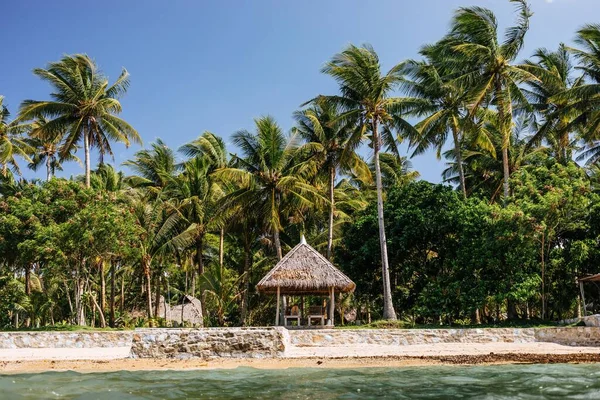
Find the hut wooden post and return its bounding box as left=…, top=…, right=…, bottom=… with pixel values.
left=328, top=287, right=335, bottom=326
left=580, top=281, right=587, bottom=317
left=276, top=286, right=281, bottom=326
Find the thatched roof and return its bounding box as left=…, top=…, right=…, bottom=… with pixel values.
left=256, top=238, right=356, bottom=295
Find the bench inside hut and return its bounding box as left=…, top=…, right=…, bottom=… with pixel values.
left=256, top=236, right=355, bottom=328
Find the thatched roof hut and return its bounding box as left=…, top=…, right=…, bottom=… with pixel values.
left=256, top=237, right=355, bottom=295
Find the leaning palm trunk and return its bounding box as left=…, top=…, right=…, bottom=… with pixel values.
left=327, top=166, right=335, bottom=260
left=372, top=120, right=397, bottom=320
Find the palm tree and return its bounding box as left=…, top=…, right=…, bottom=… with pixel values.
left=218, top=116, right=322, bottom=260
left=440, top=0, right=535, bottom=200
left=553, top=25, right=600, bottom=164
left=522, top=45, right=581, bottom=164
left=0, top=96, right=31, bottom=176
left=319, top=44, right=417, bottom=320
left=90, top=163, right=126, bottom=192
left=165, top=156, right=225, bottom=278
left=124, top=138, right=178, bottom=193
left=27, top=116, right=80, bottom=181
left=443, top=114, right=545, bottom=201
left=130, top=192, right=185, bottom=320
left=376, top=153, right=420, bottom=190
left=19, top=54, right=140, bottom=187
left=294, top=101, right=369, bottom=259
left=403, top=51, right=474, bottom=198
left=180, top=132, right=231, bottom=268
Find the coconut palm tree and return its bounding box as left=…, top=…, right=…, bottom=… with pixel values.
left=294, top=101, right=370, bottom=259
left=180, top=132, right=232, bottom=268
left=165, top=156, right=225, bottom=278
left=27, top=116, right=80, bottom=181
left=319, top=44, right=417, bottom=320
left=19, top=54, right=140, bottom=188
left=130, top=192, right=187, bottom=320
left=217, top=116, right=322, bottom=260
left=443, top=114, right=545, bottom=201
left=439, top=0, right=535, bottom=200
left=90, top=163, right=126, bottom=192
left=522, top=45, right=582, bottom=164
left=376, top=153, right=420, bottom=190
left=403, top=50, right=476, bottom=198
left=124, top=138, right=178, bottom=193
left=0, top=96, right=31, bottom=177
left=552, top=25, right=600, bottom=164
left=180, top=132, right=228, bottom=170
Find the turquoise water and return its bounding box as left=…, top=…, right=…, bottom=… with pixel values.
left=2, top=364, right=600, bottom=399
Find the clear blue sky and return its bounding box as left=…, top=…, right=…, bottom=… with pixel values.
left=2, top=0, right=598, bottom=182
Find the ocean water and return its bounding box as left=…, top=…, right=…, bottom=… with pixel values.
left=2, top=364, right=600, bottom=399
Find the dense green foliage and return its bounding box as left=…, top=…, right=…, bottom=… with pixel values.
left=2, top=1, right=600, bottom=328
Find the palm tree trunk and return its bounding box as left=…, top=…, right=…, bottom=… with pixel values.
left=495, top=79, right=511, bottom=202
left=272, top=190, right=283, bottom=260
left=110, top=261, right=116, bottom=327
left=219, top=228, right=225, bottom=268
left=196, top=237, right=207, bottom=324
left=25, top=266, right=31, bottom=296
left=142, top=256, right=153, bottom=319
left=327, top=166, right=335, bottom=260
left=84, top=125, right=91, bottom=188
left=241, top=230, right=251, bottom=326
left=196, top=237, right=204, bottom=275
left=99, top=260, right=106, bottom=313
left=372, top=119, right=397, bottom=321
left=274, top=229, right=283, bottom=260
left=154, top=274, right=161, bottom=319
left=46, top=156, right=52, bottom=182
left=451, top=122, right=467, bottom=199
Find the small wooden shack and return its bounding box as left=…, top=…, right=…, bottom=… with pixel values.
left=256, top=236, right=355, bottom=327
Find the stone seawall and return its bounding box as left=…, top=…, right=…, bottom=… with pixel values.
left=0, top=327, right=599, bottom=361
left=536, top=327, right=600, bottom=346
left=287, top=327, right=600, bottom=348
left=287, top=328, right=538, bottom=347
left=0, top=331, right=133, bottom=361
left=130, top=328, right=286, bottom=359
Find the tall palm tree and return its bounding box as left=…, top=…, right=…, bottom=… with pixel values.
left=440, top=0, right=535, bottom=200
left=443, top=114, right=545, bottom=201
left=319, top=44, right=417, bottom=320
left=179, top=132, right=230, bottom=268
left=165, top=156, right=225, bottom=278
left=403, top=50, right=476, bottom=198
left=19, top=54, right=140, bottom=188
left=553, top=25, right=600, bottom=164
left=522, top=45, right=581, bottom=164
left=218, top=116, right=322, bottom=260
left=294, top=101, right=369, bottom=259
left=0, top=96, right=31, bottom=176
left=130, top=192, right=185, bottom=320
left=27, top=116, right=80, bottom=181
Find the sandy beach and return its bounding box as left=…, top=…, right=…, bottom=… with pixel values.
left=2, top=342, right=600, bottom=374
